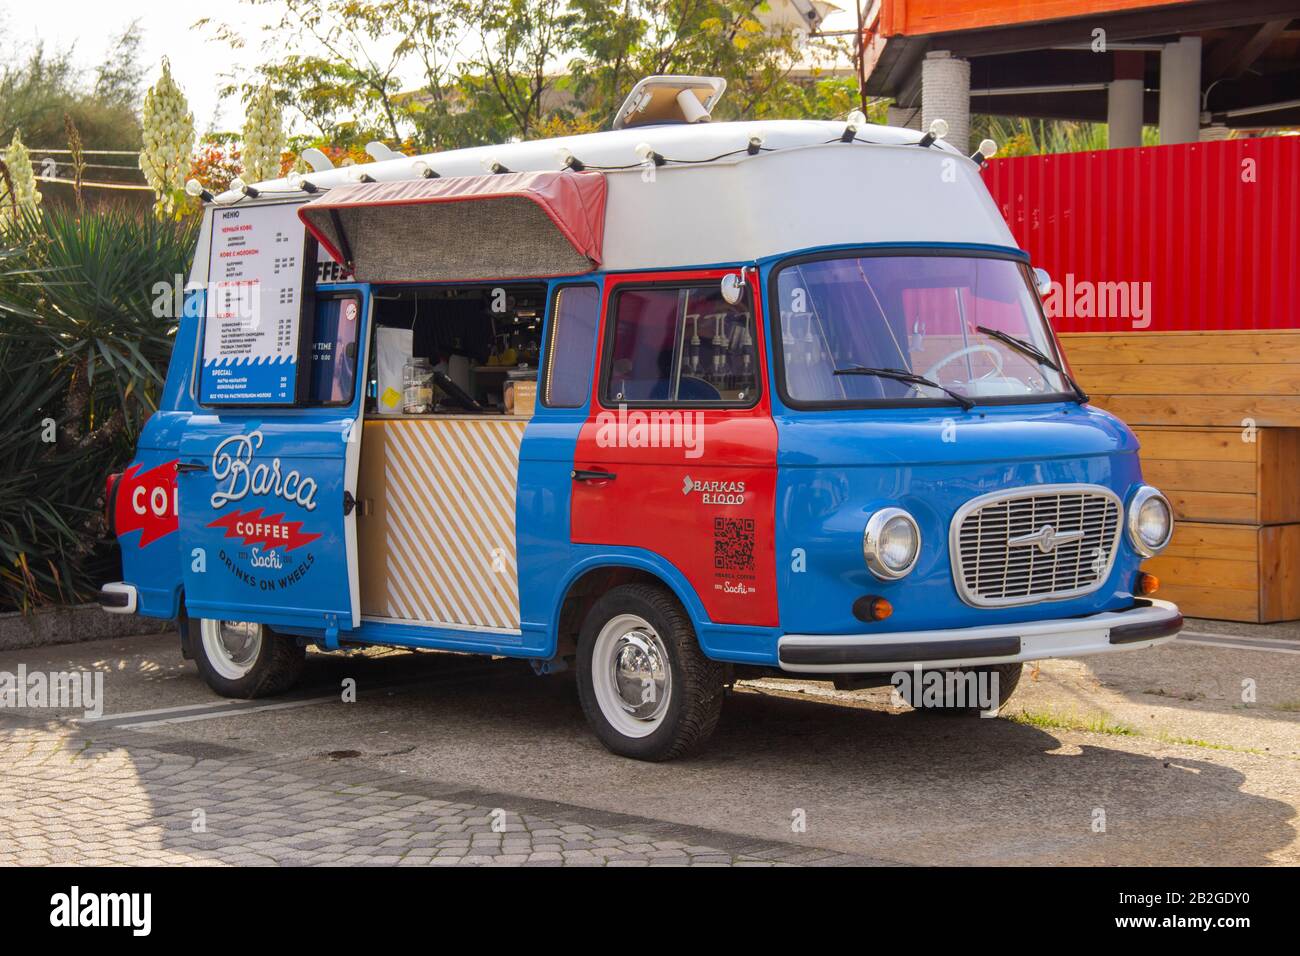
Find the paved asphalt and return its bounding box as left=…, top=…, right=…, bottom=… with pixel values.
left=1, top=622, right=1297, bottom=866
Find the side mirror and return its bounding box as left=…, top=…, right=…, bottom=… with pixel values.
left=720, top=272, right=746, bottom=305
left=1033, top=267, right=1052, bottom=297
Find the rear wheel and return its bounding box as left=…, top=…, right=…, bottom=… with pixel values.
left=189, top=618, right=306, bottom=699
left=896, top=662, right=1023, bottom=714
left=577, top=584, right=724, bottom=761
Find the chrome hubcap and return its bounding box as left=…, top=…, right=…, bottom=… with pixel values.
left=591, top=614, right=673, bottom=738
left=218, top=621, right=260, bottom=665
left=611, top=630, right=669, bottom=720
left=200, top=619, right=263, bottom=680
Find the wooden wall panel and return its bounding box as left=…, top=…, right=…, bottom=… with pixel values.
left=1062, top=331, right=1300, bottom=366
left=1062, top=331, right=1300, bottom=428
left=1089, top=396, right=1300, bottom=429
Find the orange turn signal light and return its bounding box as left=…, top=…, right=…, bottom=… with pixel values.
left=1137, top=572, right=1160, bottom=595
left=852, top=595, right=895, bottom=623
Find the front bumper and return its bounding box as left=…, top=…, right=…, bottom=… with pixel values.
left=777, top=599, right=1182, bottom=673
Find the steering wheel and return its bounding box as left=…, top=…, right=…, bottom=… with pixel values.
left=923, top=344, right=1004, bottom=383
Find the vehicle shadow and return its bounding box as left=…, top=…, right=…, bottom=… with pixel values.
left=694, top=687, right=1297, bottom=865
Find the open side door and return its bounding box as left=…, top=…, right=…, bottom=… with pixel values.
left=178, top=289, right=370, bottom=638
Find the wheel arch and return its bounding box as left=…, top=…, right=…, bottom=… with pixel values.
left=548, top=552, right=710, bottom=660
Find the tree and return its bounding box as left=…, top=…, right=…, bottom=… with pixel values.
left=206, top=0, right=858, bottom=153
left=0, top=22, right=145, bottom=151
left=565, top=1, right=830, bottom=125
left=94, top=20, right=148, bottom=110
left=200, top=0, right=445, bottom=146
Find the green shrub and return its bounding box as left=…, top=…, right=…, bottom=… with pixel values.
left=0, top=206, right=198, bottom=611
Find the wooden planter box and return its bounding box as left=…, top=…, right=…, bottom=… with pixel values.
left=1144, top=522, right=1300, bottom=623
left=1131, top=426, right=1300, bottom=622
left=1131, top=426, right=1300, bottom=526
left=1062, top=330, right=1300, bottom=622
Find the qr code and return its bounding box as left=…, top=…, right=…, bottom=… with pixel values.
left=713, top=517, right=755, bottom=572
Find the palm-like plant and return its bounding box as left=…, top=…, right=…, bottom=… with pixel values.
left=0, top=207, right=199, bottom=611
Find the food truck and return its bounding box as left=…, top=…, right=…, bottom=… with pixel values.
left=100, top=76, right=1182, bottom=760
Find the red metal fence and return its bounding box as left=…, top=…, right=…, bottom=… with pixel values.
left=982, top=137, right=1300, bottom=333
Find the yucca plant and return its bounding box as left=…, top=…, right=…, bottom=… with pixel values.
left=0, top=206, right=198, bottom=611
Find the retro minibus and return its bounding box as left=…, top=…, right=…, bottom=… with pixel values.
left=101, top=76, right=1182, bottom=760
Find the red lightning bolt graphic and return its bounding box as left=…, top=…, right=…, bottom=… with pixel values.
left=206, top=508, right=322, bottom=552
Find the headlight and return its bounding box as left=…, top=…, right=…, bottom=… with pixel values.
left=864, top=508, right=921, bottom=579
left=1128, top=486, right=1173, bottom=557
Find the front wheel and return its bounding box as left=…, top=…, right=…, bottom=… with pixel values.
left=189, top=618, right=306, bottom=699
left=576, top=584, right=724, bottom=761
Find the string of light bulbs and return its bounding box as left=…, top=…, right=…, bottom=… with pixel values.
left=188, top=113, right=999, bottom=206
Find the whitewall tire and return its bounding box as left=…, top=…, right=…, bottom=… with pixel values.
left=577, top=583, right=724, bottom=761
left=188, top=617, right=306, bottom=699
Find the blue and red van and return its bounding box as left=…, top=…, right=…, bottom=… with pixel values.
left=101, top=77, right=1181, bottom=760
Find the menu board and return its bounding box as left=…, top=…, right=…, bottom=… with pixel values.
left=200, top=203, right=308, bottom=404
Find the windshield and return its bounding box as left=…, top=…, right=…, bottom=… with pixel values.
left=772, top=254, right=1068, bottom=407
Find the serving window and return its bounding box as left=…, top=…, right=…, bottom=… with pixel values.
left=365, top=283, right=547, bottom=418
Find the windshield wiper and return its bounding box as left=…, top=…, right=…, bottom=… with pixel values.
left=974, top=325, right=1090, bottom=405
left=833, top=365, right=975, bottom=412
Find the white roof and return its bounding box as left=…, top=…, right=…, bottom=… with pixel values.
left=203, top=120, right=1018, bottom=275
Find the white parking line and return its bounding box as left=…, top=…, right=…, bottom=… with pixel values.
left=117, top=695, right=340, bottom=728
left=78, top=699, right=246, bottom=722
left=1177, top=631, right=1300, bottom=655
left=76, top=665, right=505, bottom=730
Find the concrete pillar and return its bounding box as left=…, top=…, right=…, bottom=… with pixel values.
left=921, top=50, right=971, bottom=152
left=1158, top=36, right=1202, bottom=145
left=887, top=105, right=922, bottom=130
left=1108, top=80, right=1144, bottom=148
left=1107, top=51, right=1144, bottom=149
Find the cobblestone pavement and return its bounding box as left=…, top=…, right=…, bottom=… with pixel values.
left=0, top=720, right=877, bottom=867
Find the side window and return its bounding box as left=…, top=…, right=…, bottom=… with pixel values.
left=306, top=294, right=362, bottom=405
left=602, top=284, right=757, bottom=406
left=542, top=284, right=600, bottom=408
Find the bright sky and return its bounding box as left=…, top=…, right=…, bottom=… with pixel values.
left=2, top=0, right=288, bottom=132
left=2, top=0, right=858, bottom=134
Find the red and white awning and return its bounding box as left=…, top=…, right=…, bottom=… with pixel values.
left=298, top=170, right=607, bottom=283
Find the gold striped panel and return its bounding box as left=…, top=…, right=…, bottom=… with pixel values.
left=358, top=417, right=527, bottom=629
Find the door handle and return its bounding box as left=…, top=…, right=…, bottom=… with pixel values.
left=175, top=461, right=208, bottom=474
left=571, top=469, right=616, bottom=482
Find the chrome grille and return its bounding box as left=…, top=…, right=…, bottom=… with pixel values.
left=951, top=485, right=1122, bottom=607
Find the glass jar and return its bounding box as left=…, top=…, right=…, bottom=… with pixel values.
left=402, top=357, right=434, bottom=414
